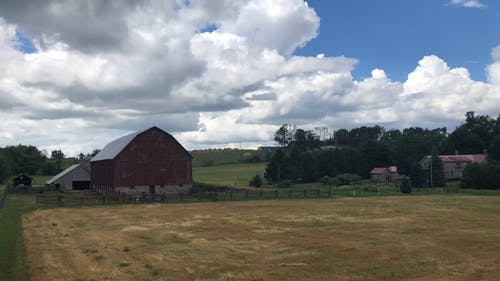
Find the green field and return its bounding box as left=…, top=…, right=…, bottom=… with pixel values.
left=193, top=162, right=266, bottom=187
left=191, top=149, right=265, bottom=167
left=0, top=194, right=35, bottom=281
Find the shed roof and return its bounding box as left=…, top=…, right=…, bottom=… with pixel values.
left=91, top=126, right=192, bottom=162
left=46, top=164, right=88, bottom=184
left=370, top=166, right=397, bottom=174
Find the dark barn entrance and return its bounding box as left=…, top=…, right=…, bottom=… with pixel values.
left=72, top=181, right=91, bottom=190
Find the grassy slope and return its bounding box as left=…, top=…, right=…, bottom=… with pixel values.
left=22, top=196, right=500, bottom=281
left=191, top=149, right=264, bottom=167
left=193, top=162, right=266, bottom=187
left=0, top=194, right=35, bottom=281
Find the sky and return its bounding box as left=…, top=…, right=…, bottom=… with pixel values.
left=0, top=0, right=499, bottom=156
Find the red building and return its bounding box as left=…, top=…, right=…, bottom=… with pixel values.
left=90, top=127, right=192, bottom=194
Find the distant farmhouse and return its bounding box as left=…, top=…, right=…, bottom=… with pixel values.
left=91, top=126, right=192, bottom=194
left=370, top=166, right=401, bottom=182
left=46, top=164, right=90, bottom=190
left=419, top=154, right=487, bottom=180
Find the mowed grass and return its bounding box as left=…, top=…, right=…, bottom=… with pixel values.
left=0, top=194, right=35, bottom=281
left=193, top=162, right=266, bottom=187
left=23, top=196, right=500, bottom=281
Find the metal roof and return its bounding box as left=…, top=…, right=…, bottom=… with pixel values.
left=90, top=128, right=148, bottom=161
left=370, top=166, right=398, bottom=174
left=90, top=126, right=192, bottom=162
left=46, top=164, right=87, bottom=184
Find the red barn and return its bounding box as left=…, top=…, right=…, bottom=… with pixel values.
left=90, top=127, right=192, bottom=194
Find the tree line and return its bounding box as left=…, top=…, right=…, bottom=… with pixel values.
left=0, top=146, right=98, bottom=184
left=265, top=112, right=500, bottom=189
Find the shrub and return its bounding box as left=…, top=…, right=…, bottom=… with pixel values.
left=461, top=163, right=500, bottom=189
left=249, top=174, right=263, bottom=188
left=333, top=174, right=362, bottom=186
left=319, top=176, right=334, bottom=186
left=190, top=182, right=231, bottom=194
left=277, top=180, right=292, bottom=188
left=400, top=178, right=412, bottom=194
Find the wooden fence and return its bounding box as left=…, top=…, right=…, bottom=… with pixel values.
left=34, top=189, right=338, bottom=207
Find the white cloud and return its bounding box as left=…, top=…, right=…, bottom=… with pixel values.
left=449, top=0, right=486, bottom=9
left=0, top=1, right=499, bottom=156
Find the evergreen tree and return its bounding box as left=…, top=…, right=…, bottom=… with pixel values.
left=400, top=178, right=412, bottom=194
left=409, top=163, right=425, bottom=188
left=249, top=174, right=263, bottom=188
left=430, top=155, right=446, bottom=187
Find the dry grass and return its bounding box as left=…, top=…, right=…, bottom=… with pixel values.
left=23, top=196, right=500, bottom=281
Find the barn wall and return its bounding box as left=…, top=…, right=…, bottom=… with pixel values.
left=90, top=160, right=114, bottom=192
left=52, top=167, right=90, bottom=190
left=113, top=128, right=192, bottom=189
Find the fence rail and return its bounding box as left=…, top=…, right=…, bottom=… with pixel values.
left=34, top=189, right=337, bottom=207
left=33, top=185, right=495, bottom=207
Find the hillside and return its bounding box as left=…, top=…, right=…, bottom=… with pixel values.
left=191, top=149, right=268, bottom=167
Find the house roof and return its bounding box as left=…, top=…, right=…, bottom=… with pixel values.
left=91, top=126, right=192, bottom=162
left=438, top=154, right=487, bottom=163
left=370, top=166, right=397, bottom=174
left=46, top=164, right=88, bottom=184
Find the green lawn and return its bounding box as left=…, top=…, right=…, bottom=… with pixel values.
left=193, top=162, right=266, bottom=187
left=0, top=194, right=35, bottom=281
left=192, top=149, right=266, bottom=167
left=0, top=185, right=5, bottom=198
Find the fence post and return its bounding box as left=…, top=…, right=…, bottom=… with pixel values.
left=260, top=191, right=263, bottom=198
left=275, top=190, right=278, bottom=198
left=246, top=190, right=249, bottom=199
left=317, top=189, right=320, bottom=197
left=289, top=190, right=292, bottom=198
left=328, top=188, right=332, bottom=197
left=230, top=191, right=233, bottom=200
left=180, top=193, right=184, bottom=202
left=303, top=190, right=307, bottom=198
left=35, top=195, right=39, bottom=205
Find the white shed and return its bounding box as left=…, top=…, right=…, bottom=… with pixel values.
left=46, top=164, right=90, bottom=190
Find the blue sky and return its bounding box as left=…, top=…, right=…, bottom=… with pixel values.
left=295, top=0, right=500, bottom=82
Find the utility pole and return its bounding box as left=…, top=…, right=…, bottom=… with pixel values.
left=429, top=156, right=434, bottom=189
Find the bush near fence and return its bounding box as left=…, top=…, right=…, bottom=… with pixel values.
left=0, top=185, right=5, bottom=209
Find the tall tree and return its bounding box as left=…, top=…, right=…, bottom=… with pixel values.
left=274, top=124, right=293, bottom=147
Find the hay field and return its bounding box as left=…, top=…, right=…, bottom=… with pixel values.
left=23, top=196, right=500, bottom=281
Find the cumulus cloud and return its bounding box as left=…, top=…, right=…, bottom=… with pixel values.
left=0, top=1, right=499, bottom=156
left=449, top=0, right=486, bottom=9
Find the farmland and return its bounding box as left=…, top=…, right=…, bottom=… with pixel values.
left=193, top=162, right=266, bottom=187
left=23, top=196, right=500, bottom=281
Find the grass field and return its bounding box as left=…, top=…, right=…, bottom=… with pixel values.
left=0, top=194, right=35, bottom=281
left=192, top=149, right=265, bottom=167
left=23, top=196, right=500, bottom=281
left=193, top=162, right=266, bottom=187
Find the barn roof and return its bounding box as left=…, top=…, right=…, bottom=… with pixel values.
left=46, top=164, right=88, bottom=184
left=91, top=129, right=147, bottom=161
left=91, top=126, right=192, bottom=162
